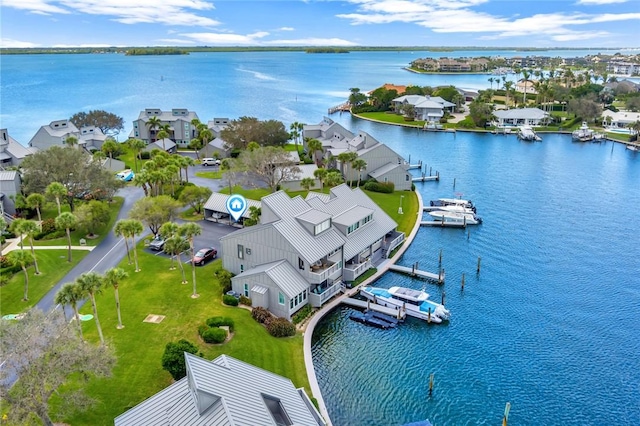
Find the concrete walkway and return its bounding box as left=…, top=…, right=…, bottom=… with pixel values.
left=1, top=237, right=95, bottom=255
left=302, top=190, right=425, bottom=425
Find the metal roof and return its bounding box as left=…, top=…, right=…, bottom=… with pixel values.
left=0, top=170, right=18, bottom=181
left=116, top=353, right=324, bottom=426
left=272, top=220, right=345, bottom=264
left=493, top=108, right=548, bottom=120
left=368, top=162, right=405, bottom=178
left=204, top=193, right=261, bottom=219
left=296, top=209, right=332, bottom=226
left=332, top=205, right=374, bottom=226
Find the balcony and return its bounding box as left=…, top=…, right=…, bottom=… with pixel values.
left=383, top=231, right=405, bottom=258
left=308, top=261, right=341, bottom=284
left=309, top=280, right=343, bottom=308
left=343, top=259, right=372, bottom=282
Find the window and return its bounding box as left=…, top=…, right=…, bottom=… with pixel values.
left=303, top=290, right=307, bottom=300
left=244, top=283, right=249, bottom=297
left=290, top=299, right=294, bottom=309
left=240, top=264, right=244, bottom=272
left=347, top=222, right=360, bottom=234
left=406, top=174, right=410, bottom=181
left=237, top=244, right=244, bottom=259
left=362, top=214, right=373, bottom=225
left=298, top=257, right=304, bottom=270
left=314, top=219, right=331, bottom=235
left=262, top=395, right=292, bottom=426
left=279, top=292, right=285, bottom=305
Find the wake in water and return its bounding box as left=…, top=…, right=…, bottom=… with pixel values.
left=235, top=67, right=276, bottom=81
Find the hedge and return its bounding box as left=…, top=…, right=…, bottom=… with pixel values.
left=266, top=317, right=296, bottom=337
left=222, top=294, right=239, bottom=306
left=363, top=181, right=394, bottom=193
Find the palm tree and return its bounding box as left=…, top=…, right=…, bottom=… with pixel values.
left=164, top=235, right=190, bottom=283
left=16, top=220, right=41, bottom=275
left=125, top=219, right=144, bottom=272
left=9, top=218, right=27, bottom=250
left=55, top=212, right=77, bottom=262
left=306, top=138, right=323, bottom=166
left=314, top=168, right=328, bottom=191
left=76, top=272, right=105, bottom=345
left=351, top=158, right=367, bottom=187
left=26, top=193, right=45, bottom=224
left=504, top=81, right=515, bottom=107
left=157, top=123, right=171, bottom=152
left=159, top=221, right=180, bottom=269
left=46, top=181, right=67, bottom=216
left=55, top=282, right=84, bottom=338
left=146, top=116, right=161, bottom=144
left=128, top=138, right=146, bottom=172
left=521, top=69, right=531, bottom=104
left=114, top=219, right=132, bottom=264
left=179, top=223, right=202, bottom=298
left=64, top=135, right=79, bottom=147
left=104, top=267, right=129, bottom=329
left=102, top=139, right=119, bottom=169
left=7, top=250, right=34, bottom=301
left=325, top=170, right=344, bottom=188
left=198, top=128, right=212, bottom=160
left=300, top=177, right=315, bottom=192
left=488, top=77, right=494, bottom=90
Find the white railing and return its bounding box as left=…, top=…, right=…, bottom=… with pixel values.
left=385, top=233, right=405, bottom=258
left=343, top=259, right=372, bottom=282
left=309, top=280, right=343, bottom=307
left=308, top=262, right=341, bottom=284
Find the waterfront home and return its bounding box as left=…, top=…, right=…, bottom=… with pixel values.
left=0, top=129, right=35, bottom=168
left=0, top=170, right=21, bottom=216
left=200, top=137, right=231, bottom=159
left=114, top=353, right=326, bottom=426
left=28, top=119, right=79, bottom=150
left=493, top=108, right=550, bottom=127
left=221, top=184, right=403, bottom=320
left=279, top=164, right=321, bottom=192
left=206, top=117, right=230, bottom=138
left=515, top=79, right=538, bottom=95
left=143, top=138, right=177, bottom=154
left=391, top=95, right=456, bottom=121
left=303, top=118, right=412, bottom=191
left=130, top=108, right=199, bottom=147
left=601, top=109, right=640, bottom=130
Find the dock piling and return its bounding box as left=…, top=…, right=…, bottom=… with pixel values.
left=453, top=177, right=456, bottom=189
left=429, top=373, right=435, bottom=396
left=461, top=273, right=465, bottom=291
left=477, top=256, right=482, bottom=274
left=438, top=249, right=442, bottom=266
left=441, top=291, right=446, bottom=306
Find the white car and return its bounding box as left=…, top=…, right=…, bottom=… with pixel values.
left=202, top=158, right=220, bottom=166
left=116, top=169, right=135, bottom=181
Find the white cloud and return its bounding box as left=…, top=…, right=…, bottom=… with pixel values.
left=2, top=0, right=70, bottom=14
left=278, top=27, right=295, bottom=31
left=577, top=0, right=628, bottom=4
left=264, top=38, right=358, bottom=46
left=0, top=38, right=41, bottom=48
left=179, top=31, right=270, bottom=45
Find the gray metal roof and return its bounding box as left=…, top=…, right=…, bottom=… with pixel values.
left=332, top=205, right=374, bottom=227
left=204, top=193, right=261, bottom=219
left=493, top=107, right=548, bottom=120
left=5, top=136, right=35, bottom=159
left=144, top=139, right=177, bottom=152
left=296, top=209, right=332, bottom=226
left=115, top=353, right=324, bottom=426
left=261, top=191, right=310, bottom=219
left=272, top=220, right=344, bottom=264
left=368, top=162, right=404, bottom=178
left=0, top=171, right=18, bottom=181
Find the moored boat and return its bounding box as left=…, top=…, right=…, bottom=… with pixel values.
left=428, top=210, right=482, bottom=225
left=572, top=121, right=603, bottom=142
left=429, top=198, right=475, bottom=210
left=360, top=286, right=450, bottom=323
left=517, top=125, right=541, bottom=141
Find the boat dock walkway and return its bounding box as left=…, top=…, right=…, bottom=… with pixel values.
left=388, top=264, right=445, bottom=283
left=420, top=220, right=466, bottom=228
left=413, top=172, right=439, bottom=182
left=342, top=297, right=406, bottom=320
left=328, top=102, right=351, bottom=114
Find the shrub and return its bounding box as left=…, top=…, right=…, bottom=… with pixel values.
left=292, top=304, right=313, bottom=325
left=0, top=255, right=10, bottom=269
left=161, top=339, right=199, bottom=381
left=457, top=117, right=476, bottom=129
left=215, top=270, right=233, bottom=294
left=363, top=181, right=394, bottom=193
left=206, top=316, right=234, bottom=331
left=38, top=230, right=66, bottom=240
left=266, top=317, right=296, bottom=337
left=200, top=327, right=227, bottom=344
left=239, top=295, right=252, bottom=306
left=41, top=218, right=56, bottom=234
left=140, top=151, right=151, bottom=159
left=197, top=324, right=209, bottom=336
left=222, top=294, right=238, bottom=306
left=252, top=307, right=272, bottom=324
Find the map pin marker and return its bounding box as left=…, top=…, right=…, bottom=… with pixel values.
left=226, top=194, right=247, bottom=222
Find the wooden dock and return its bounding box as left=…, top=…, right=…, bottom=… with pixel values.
left=328, top=102, right=351, bottom=114
left=420, top=220, right=466, bottom=228
left=342, top=297, right=406, bottom=319
left=412, top=173, right=439, bottom=182
left=388, top=264, right=445, bottom=283
left=407, top=160, right=422, bottom=170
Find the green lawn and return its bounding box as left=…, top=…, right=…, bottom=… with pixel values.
left=1, top=249, right=91, bottom=315
left=57, top=253, right=307, bottom=425
left=218, top=185, right=272, bottom=200
left=357, top=112, right=425, bottom=128
left=194, top=170, right=223, bottom=179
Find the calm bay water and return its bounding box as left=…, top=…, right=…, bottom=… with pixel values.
left=1, top=50, right=639, bottom=425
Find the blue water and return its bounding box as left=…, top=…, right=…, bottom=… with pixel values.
left=1, top=51, right=639, bottom=425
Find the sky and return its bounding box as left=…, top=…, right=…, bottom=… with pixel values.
left=1, top=0, right=640, bottom=49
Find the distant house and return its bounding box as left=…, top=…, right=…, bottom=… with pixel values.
left=391, top=95, right=456, bottom=121
left=114, top=352, right=326, bottom=426
left=280, top=164, right=321, bottom=192
left=493, top=108, right=550, bottom=127
left=0, top=170, right=21, bottom=216
left=130, top=108, right=199, bottom=148
left=0, top=129, right=35, bottom=168
left=206, top=117, right=230, bottom=138
left=143, top=138, right=177, bottom=154
left=28, top=119, right=79, bottom=150
left=601, top=109, right=640, bottom=129
left=77, top=126, right=109, bottom=151
left=221, top=184, right=403, bottom=319
left=303, top=118, right=412, bottom=190
left=515, top=79, right=538, bottom=95
left=200, top=137, right=231, bottom=159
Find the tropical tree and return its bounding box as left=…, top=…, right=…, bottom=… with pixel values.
left=76, top=272, right=106, bottom=345
left=157, top=123, right=171, bottom=152
left=75, top=200, right=110, bottom=237
left=128, top=138, right=146, bottom=172
left=337, top=151, right=358, bottom=184
left=0, top=309, right=115, bottom=426
left=146, top=116, right=161, bottom=144
left=504, top=80, right=515, bottom=107
left=351, top=158, right=367, bottom=187
left=325, top=170, right=344, bottom=188
left=104, top=267, right=129, bottom=329
left=179, top=223, right=202, bottom=298
left=63, top=135, right=79, bottom=147
left=164, top=235, right=190, bottom=283
left=314, top=168, right=328, bottom=190
left=301, top=177, right=315, bottom=192
left=25, top=192, right=45, bottom=224
left=101, top=139, right=120, bottom=169
left=114, top=219, right=132, bottom=264
left=220, top=158, right=242, bottom=195
left=348, top=87, right=367, bottom=107
left=179, top=186, right=213, bottom=216
left=488, top=77, right=494, bottom=90
left=55, top=212, right=77, bottom=262
left=289, top=121, right=304, bottom=153
left=521, top=69, right=531, bottom=104
left=46, top=181, right=67, bottom=216
left=306, top=138, right=323, bottom=166
left=15, top=219, right=41, bottom=275
left=55, top=282, right=85, bottom=338
left=9, top=218, right=27, bottom=250
left=119, top=218, right=143, bottom=272
left=7, top=250, right=34, bottom=301
left=129, top=195, right=181, bottom=236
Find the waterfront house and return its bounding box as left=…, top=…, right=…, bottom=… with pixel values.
left=206, top=117, right=231, bottom=138
left=0, top=129, right=35, bottom=168
left=515, top=79, right=538, bottom=96
left=114, top=352, right=325, bottom=426
left=0, top=170, right=21, bottom=216
left=303, top=118, right=412, bottom=191
left=28, top=119, right=79, bottom=150
left=493, top=108, right=550, bottom=127
left=601, top=109, right=640, bottom=130
left=391, top=95, right=456, bottom=121
left=131, top=108, right=199, bottom=148
left=221, top=184, right=403, bottom=319
left=279, top=164, right=321, bottom=192
left=143, top=138, right=177, bottom=154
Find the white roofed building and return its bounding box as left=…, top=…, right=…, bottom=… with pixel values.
left=493, top=108, right=550, bottom=127
left=0, top=129, right=35, bottom=168
left=131, top=108, right=199, bottom=148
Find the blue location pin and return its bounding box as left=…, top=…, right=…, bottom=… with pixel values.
left=226, top=194, right=247, bottom=222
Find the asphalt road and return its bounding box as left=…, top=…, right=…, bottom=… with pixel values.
left=38, top=156, right=237, bottom=315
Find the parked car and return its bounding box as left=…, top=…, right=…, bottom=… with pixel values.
left=149, top=236, right=166, bottom=251
left=192, top=247, right=217, bottom=265
left=201, top=158, right=221, bottom=166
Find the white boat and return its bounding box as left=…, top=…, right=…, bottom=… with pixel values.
left=427, top=204, right=476, bottom=214
left=627, top=144, right=639, bottom=151
left=428, top=210, right=482, bottom=225
left=429, top=198, right=474, bottom=210
left=517, top=125, right=541, bottom=141
left=360, top=286, right=450, bottom=323
left=572, top=122, right=603, bottom=142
